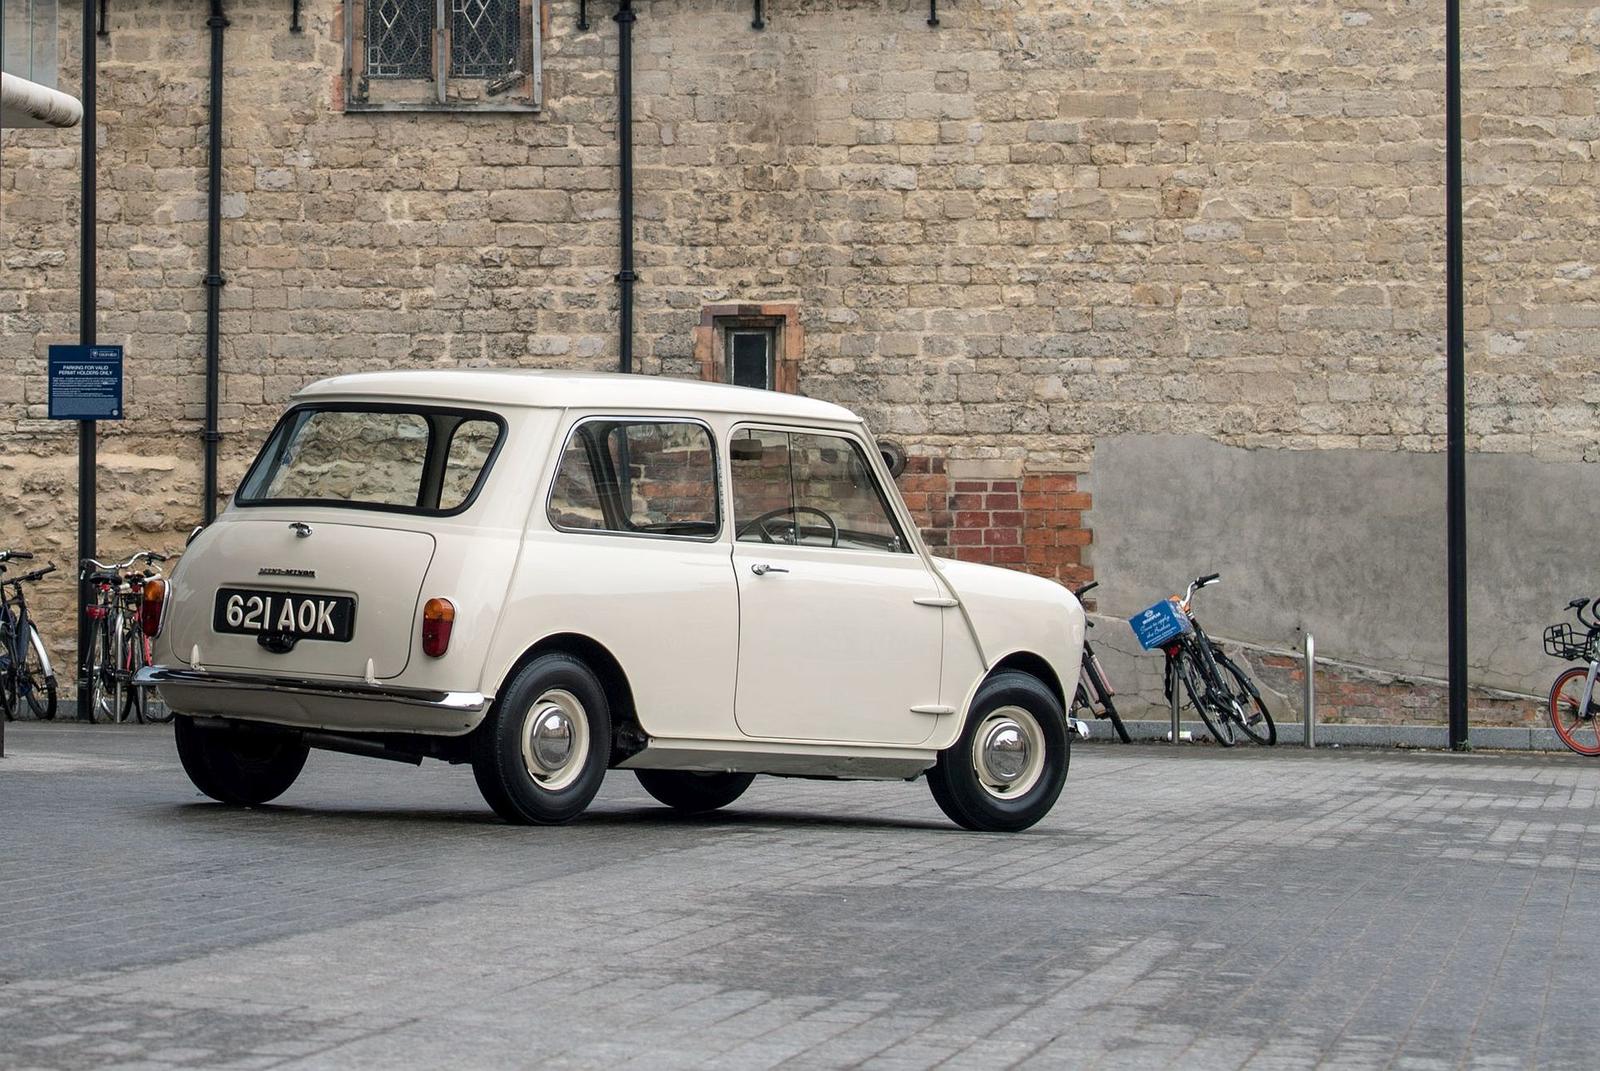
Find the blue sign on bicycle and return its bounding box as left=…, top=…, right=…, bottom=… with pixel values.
left=48, top=344, right=124, bottom=420
left=1131, top=598, right=1192, bottom=650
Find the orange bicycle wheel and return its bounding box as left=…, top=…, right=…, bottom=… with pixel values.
left=1549, top=667, right=1600, bottom=756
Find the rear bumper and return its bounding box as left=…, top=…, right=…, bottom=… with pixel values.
left=134, top=665, right=489, bottom=736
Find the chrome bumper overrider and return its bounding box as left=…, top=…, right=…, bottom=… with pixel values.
left=133, top=665, right=488, bottom=714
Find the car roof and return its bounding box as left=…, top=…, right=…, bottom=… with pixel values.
left=295, top=369, right=861, bottom=423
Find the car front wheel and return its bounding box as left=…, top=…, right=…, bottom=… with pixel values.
left=927, top=670, right=1069, bottom=833
left=472, top=653, right=611, bottom=825
left=174, top=716, right=309, bottom=805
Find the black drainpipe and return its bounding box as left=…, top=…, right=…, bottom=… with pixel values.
left=614, top=0, right=636, bottom=374
left=202, top=0, right=228, bottom=522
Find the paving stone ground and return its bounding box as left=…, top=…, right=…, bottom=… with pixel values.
left=2, top=723, right=1599, bottom=1070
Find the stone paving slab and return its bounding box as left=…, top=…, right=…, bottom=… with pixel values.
left=2, top=724, right=1599, bottom=1069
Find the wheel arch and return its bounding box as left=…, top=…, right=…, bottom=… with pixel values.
left=986, top=650, right=1065, bottom=710
left=496, top=632, right=643, bottom=764
left=931, top=648, right=1068, bottom=753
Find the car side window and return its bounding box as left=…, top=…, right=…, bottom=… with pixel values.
left=731, top=429, right=793, bottom=543
left=438, top=418, right=501, bottom=511
left=731, top=428, right=906, bottom=553
left=547, top=420, right=720, bottom=539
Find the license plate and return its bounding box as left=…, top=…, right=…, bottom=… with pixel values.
left=213, top=588, right=356, bottom=643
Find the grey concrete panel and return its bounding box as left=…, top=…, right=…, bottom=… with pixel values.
left=1086, top=435, right=1600, bottom=695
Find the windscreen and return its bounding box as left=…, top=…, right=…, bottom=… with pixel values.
left=236, top=405, right=504, bottom=514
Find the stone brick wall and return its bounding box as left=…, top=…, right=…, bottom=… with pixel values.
left=3, top=0, right=1598, bottom=714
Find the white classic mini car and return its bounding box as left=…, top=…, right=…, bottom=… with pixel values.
left=139, top=371, right=1086, bottom=832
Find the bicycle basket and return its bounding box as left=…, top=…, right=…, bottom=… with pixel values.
left=1544, top=623, right=1596, bottom=662
left=1131, top=599, right=1192, bottom=650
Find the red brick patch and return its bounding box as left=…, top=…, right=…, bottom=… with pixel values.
left=898, top=465, right=1092, bottom=591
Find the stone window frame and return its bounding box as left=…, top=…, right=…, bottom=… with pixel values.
left=342, top=0, right=543, bottom=113
left=694, top=304, right=803, bottom=395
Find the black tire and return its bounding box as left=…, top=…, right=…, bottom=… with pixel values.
left=635, top=770, right=756, bottom=814
left=85, top=620, right=115, bottom=724
left=1216, top=654, right=1276, bottom=745
left=120, top=631, right=147, bottom=723
left=1078, top=653, right=1131, bottom=744
left=21, top=626, right=56, bottom=721
left=927, top=670, right=1070, bottom=833
left=472, top=653, right=611, bottom=825
left=174, top=716, right=309, bottom=805
left=1176, top=653, right=1235, bottom=746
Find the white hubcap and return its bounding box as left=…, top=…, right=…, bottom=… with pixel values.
left=520, top=689, right=589, bottom=791
left=972, top=706, right=1046, bottom=800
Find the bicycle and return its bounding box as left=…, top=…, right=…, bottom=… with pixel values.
left=1068, top=581, right=1131, bottom=743
left=1542, top=597, right=1600, bottom=755
left=1148, top=573, right=1276, bottom=747
left=0, top=551, right=58, bottom=721
left=81, top=551, right=170, bottom=724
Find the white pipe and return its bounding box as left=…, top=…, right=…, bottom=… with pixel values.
left=1, top=71, right=84, bottom=128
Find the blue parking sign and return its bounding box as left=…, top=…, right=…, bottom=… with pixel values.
left=48, top=344, right=124, bottom=420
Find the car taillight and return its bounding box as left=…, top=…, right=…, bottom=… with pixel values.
left=421, top=598, right=455, bottom=657
left=141, top=578, right=167, bottom=637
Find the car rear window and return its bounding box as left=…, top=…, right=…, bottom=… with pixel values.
left=236, top=405, right=505, bottom=515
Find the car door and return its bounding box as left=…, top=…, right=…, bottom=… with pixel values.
left=728, top=426, right=945, bottom=746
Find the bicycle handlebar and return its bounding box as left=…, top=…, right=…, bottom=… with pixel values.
left=1182, top=572, right=1223, bottom=606
left=80, top=550, right=168, bottom=574
left=1073, top=581, right=1099, bottom=599
left=0, top=550, right=35, bottom=562
left=2, top=564, right=55, bottom=585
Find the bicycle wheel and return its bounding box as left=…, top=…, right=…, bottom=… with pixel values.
left=119, top=625, right=146, bottom=724
left=1549, top=666, right=1600, bottom=756
left=86, top=619, right=116, bottom=723
left=1216, top=653, right=1275, bottom=745
left=21, top=624, right=57, bottom=720
left=1080, top=655, right=1131, bottom=744
left=1176, top=652, right=1235, bottom=746
left=0, top=622, right=16, bottom=721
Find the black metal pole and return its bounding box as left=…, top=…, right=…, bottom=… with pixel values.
left=1445, top=0, right=1468, bottom=750
left=75, top=2, right=98, bottom=721
left=202, top=1, right=228, bottom=522
left=614, top=0, right=636, bottom=374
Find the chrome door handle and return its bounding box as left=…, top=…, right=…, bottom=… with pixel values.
left=750, top=563, right=789, bottom=576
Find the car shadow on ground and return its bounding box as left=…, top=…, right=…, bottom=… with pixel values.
left=154, top=799, right=965, bottom=834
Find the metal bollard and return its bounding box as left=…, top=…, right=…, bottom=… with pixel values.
left=1303, top=633, right=1316, bottom=748
left=1170, top=665, right=1181, bottom=744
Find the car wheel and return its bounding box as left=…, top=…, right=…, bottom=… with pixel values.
left=635, top=770, right=756, bottom=814
left=472, top=653, right=611, bottom=825
left=927, top=670, right=1069, bottom=833
left=174, top=716, right=309, bottom=805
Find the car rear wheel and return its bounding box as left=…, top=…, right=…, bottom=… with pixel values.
left=927, top=670, right=1069, bottom=833
left=472, top=653, right=611, bottom=825
left=174, top=716, right=309, bottom=805
left=635, top=770, right=755, bottom=814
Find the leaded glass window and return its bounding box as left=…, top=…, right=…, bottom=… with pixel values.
left=347, top=0, right=541, bottom=111
left=452, top=0, right=519, bottom=79
left=367, top=0, right=435, bottom=80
